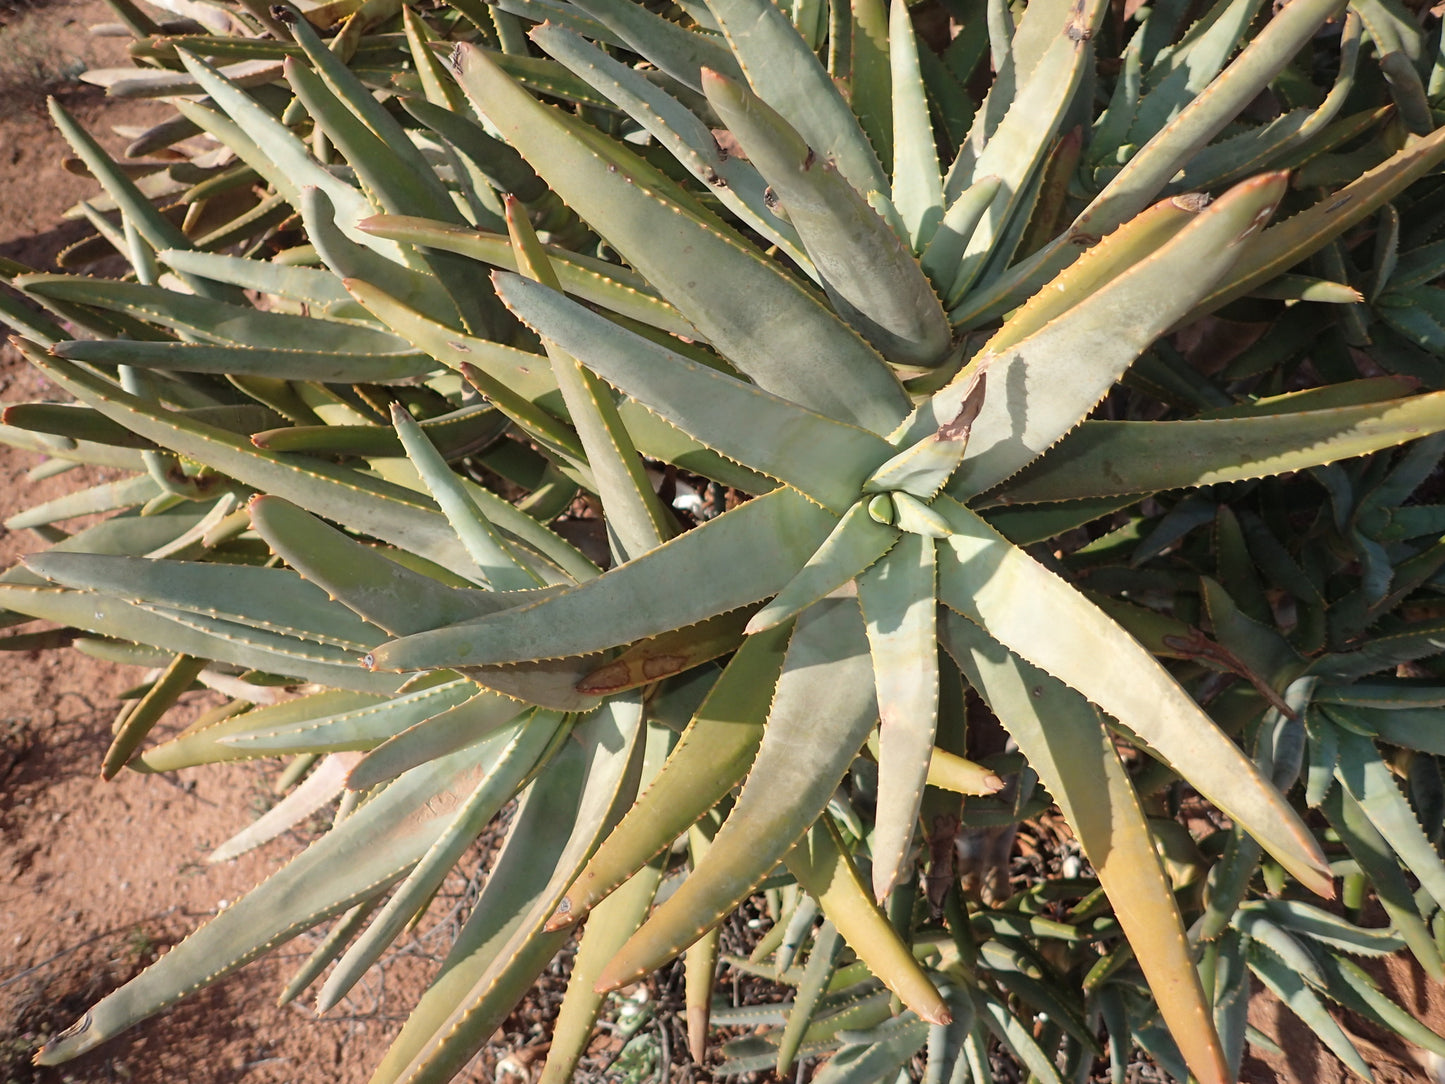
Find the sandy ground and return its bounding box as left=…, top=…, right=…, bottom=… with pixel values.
left=0, top=6, right=462, bottom=1080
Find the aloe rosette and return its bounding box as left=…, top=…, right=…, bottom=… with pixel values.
left=5, top=0, right=1445, bottom=1080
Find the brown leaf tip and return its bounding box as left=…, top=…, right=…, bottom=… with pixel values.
left=937, top=367, right=988, bottom=441
left=543, top=897, right=575, bottom=931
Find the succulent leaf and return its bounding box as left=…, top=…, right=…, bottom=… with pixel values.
left=856, top=532, right=940, bottom=903
left=368, top=487, right=837, bottom=669
left=887, top=0, right=944, bottom=250
left=358, top=212, right=697, bottom=336
left=941, top=612, right=1229, bottom=1084
left=566, top=0, right=744, bottom=89
left=704, top=0, right=888, bottom=197
left=596, top=597, right=878, bottom=990
left=34, top=736, right=518, bottom=1065
left=932, top=495, right=1332, bottom=897
left=787, top=819, right=951, bottom=1026
left=316, top=709, right=562, bottom=1011
left=450, top=42, right=911, bottom=435
left=702, top=67, right=952, bottom=368
left=993, top=390, right=1445, bottom=504
left=946, top=172, right=1287, bottom=497
left=372, top=694, right=643, bottom=1084
left=528, top=23, right=813, bottom=272
left=745, top=500, right=899, bottom=633
left=554, top=627, right=786, bottom=927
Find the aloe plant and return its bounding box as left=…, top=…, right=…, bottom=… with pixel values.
left=5, top=0, right=1445, bottom=1080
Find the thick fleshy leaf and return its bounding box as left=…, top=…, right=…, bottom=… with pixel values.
left=284, top=21, right=453, bottom=225
left=206, top=752, right=359, bottom=863
left=978, top=194, right=1202, bottom=351
left=541, top=858, right=663, bottom=1082
left=958, top=0, right=1346, bottom=323
left=888, top=0, right=944, bottom=249
left=1335, top=705, right=1445, bottom=757
left=1079, top=0, right=1347, bottom=239
left=513, top=245, right=673, bottom=562
left=217, top=678, right=483, bottom=755
left=371, top=695, right=644, bottom=1084
left=343, top=277, right=585, bottom=464
left=976, top=990, right=1066, bottom=1084
left=348, top=275, right=772, bottom=496
left=702, top=69, right=951, bottom=369
left=25, top=553, right=386, bottom=651
left=25, top=354, right=474, bottom=573
left=35, top=737, right=512, bottom=1065
left=944, top=5, right=1096, bottom=299
left=1323, top=955, right=1445, bottom=1058
left=786, top=819, right=951, bottom=1025
left=1336, top=728, right=1445, bottom=911
left=550, top=626, right=787, bottom=928
left=576, top=609, right=753, bottom=695
left=527, top=24, right=812, bottom=274
left=251, top=405, right=506, bottom=461
left=247, top=496, right=553, bottom=634
left=919, top=175, right=1001, bottom=296
left=5, top=473, right=161, bottom=530
left=46, top=99, right=240, bottom=305
left=299, top=187, right=465, bottom=330
left=924, top=746, right=1005, bottom=795
left=0, top=412, right=150, bottom=471
left=344, top=691, right=536, bottom=791
left=0, top=584, right=401, bottom=694
left=450, top=43, right=909, bottom=435
left=368, top=488, right=836, bottom=669
left=1126, top=0, right=1268, bottom=150
left=848, top=0, right=892, bottom=164
left=54, top=337, right=436, bottom=384
left=811, top=1014, right=933, bottom=1084
left=1321, top=782, right=1445, bottom=982
left=684, top=918, right=721, bottom=1066
left=102, top=653, right=208, bottom=780
left=857, top=534, right=939, bottom=903
left=18, top=276, right=409, bottom=355
left=1194, top=682, right=1310, bottom=945
left=358, top=213, right=697, bottom=337
left=495, top=273, right=893, bottom=512
left=49, top=100, right=242, bottom=307
left=702, top=0, right=888, bottom=198
left=746, top=501, right=898, bottom=633
left=941, top=613, right=1228, bottom=1084
left=1246, top=942, right=1371, bottom=1080
left=772, top=918, right=842, bottom=1076
left=868, top=362, right=988, bottom=499
left=137, top=688, right=385, bottom=771
left=991, top=390, right=1445, bottom=504
left=169, top=51, right=392, bottom=257
left=0, top=503, right=213, bottom=586
left=941, top=173, right=1286, bottom=498
left=316, top=710, right=563, bottom=1011
left=1244, top=899, right=1404, bottom=958
left=392, top=403, right=544, bottom=589
left=536, top=724, right=673, bottom=1084
left=596, top=597, right=877, bottom=989
left=566, top=0, right=743, bottom=90
left=1195, top=126, right=1445, bottom=316
left=931, top=495, right=1332, bottom=897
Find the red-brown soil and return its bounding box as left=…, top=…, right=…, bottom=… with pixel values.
left=0, top=7, right=436, bottom=1078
